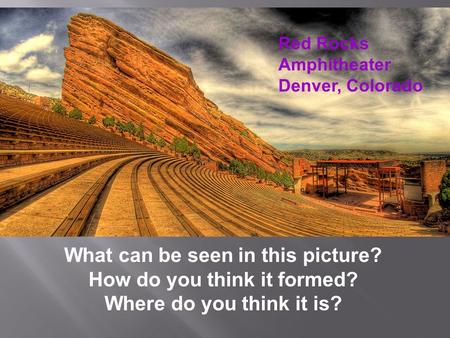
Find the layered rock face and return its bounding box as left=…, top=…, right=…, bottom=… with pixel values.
left=62, top=13, right=286, bottom=172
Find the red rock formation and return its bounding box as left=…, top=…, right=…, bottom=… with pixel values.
left=32, top=96, right=53, bottom=110
left=61, top=13, right=286, bottom=172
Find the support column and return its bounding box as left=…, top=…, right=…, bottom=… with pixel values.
left=335, top=166, right=339, bottom=195
left=294, top=177, right=302, bottom=194
left=344, top=168, right=347, bottom=194
left=322, top=167, right=325, bottom=198
left=312, top=167, right=316, bottom=192
left=389, top=171, right=392, bottom=196
left=315, top=167, right=317, bottom=192
left=377, top=168, right=382, bottom=212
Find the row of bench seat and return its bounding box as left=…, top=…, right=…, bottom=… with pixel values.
left=0, top=95, right=149, bottom=168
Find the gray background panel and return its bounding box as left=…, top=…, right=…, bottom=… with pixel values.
left=0, top=238, right=448, bottom=338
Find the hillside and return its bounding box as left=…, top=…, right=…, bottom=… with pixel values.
left=0, top=81, right=36, bottom=102
left=287, top=149, right=450, bottom=167
left=0, top=80, right=59, bottom=110
left=287, top=149, right=400, bottom=161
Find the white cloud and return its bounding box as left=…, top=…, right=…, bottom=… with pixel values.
left=140, top=8, right=450, bottom=153
left=69, top=8, right=450, bottom=152
left=0, top=31, right=61, bottom=97
left=1, top=8, right=447, bottom=152
left=25, top=66, right=61, bottom=82
left=0, top=33, right=55, bottom=73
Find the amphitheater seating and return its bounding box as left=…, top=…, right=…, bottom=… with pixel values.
left=0, top=94, right=439, bottom=237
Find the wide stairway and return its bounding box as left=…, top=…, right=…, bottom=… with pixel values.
left=0, top=95, right=437, bottom=237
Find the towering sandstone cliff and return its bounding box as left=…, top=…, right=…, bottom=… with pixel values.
left=62, top=13, right=286, bottom=172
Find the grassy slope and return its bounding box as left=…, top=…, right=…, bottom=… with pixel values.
left=0, top=81, right=59, bottom=106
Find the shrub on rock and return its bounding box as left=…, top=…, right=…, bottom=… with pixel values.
left=87, top=116, right=96, bottom=125
left=116, top=121, right=127, bottom=133
left=172, top=136, right=189, bottom=154
left=439, top=170, right=450, bottom=210
left=102, top=116, right=115, bottom=128
left=146, top=133, right=157, bottom=144
left=157, top=138, right=166, bottom=148
left=188, top=142, right=201, bottom=160
left=256, top=167, right=268, bottom=181
left=52, top=102, right=67, bottom=116
left=69, top=108, right=83, bottom=120
left=136, top=122, right=145, bottom=140
left=124, top=121, right=137, bottom=135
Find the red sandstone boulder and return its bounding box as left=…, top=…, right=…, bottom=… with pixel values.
left=61, top=13, right=285, bottom=171
left=32, top=96, right=52, bottom=110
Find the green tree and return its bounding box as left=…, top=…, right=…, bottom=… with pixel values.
left=146, top=133, right=157, bottom=144
left=124, top=121, right=137, bottom=135
left=229, top=159, right=250, bottom=178
left=157, top=138, right=166, bottom=148
left=281, top=171, right=294, bottom=189
left=188, top=142, right=201, bottom=160
left=240, top=130, right=249, bottom=138
left=172, top=136, right=189, bottom=154
left=439, top=170, right=450, bottom=210
left=68, top=108, right=83, bottom=120
left=267, top=170, right=294, bottom=188
left=229, top=159, right=241, bottom=175
left=244, top=161, right=258, bottom=177
left=102, top=116, right=116, bottom=128
left=256, top=167, right=268, bottom=181
left=267, top=171, right=279, bottom=186
left=116, top=121, right=127, bottom=133
left=218, top=162, right=229, bottom=171
left=223, top=158, right=293, bottom=188
left=52, top=102, right=67, bottom=116
left=87, top=116, right=96, bottom=125
left=136, top=122, right=145, bottom=140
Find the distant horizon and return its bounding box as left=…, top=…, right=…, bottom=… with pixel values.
left=280, top=147, right=450, bottom=155
left=0, top=8, right=449, bottom=153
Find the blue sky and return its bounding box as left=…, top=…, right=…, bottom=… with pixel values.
left=0, top=8, right=449, bottom=152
